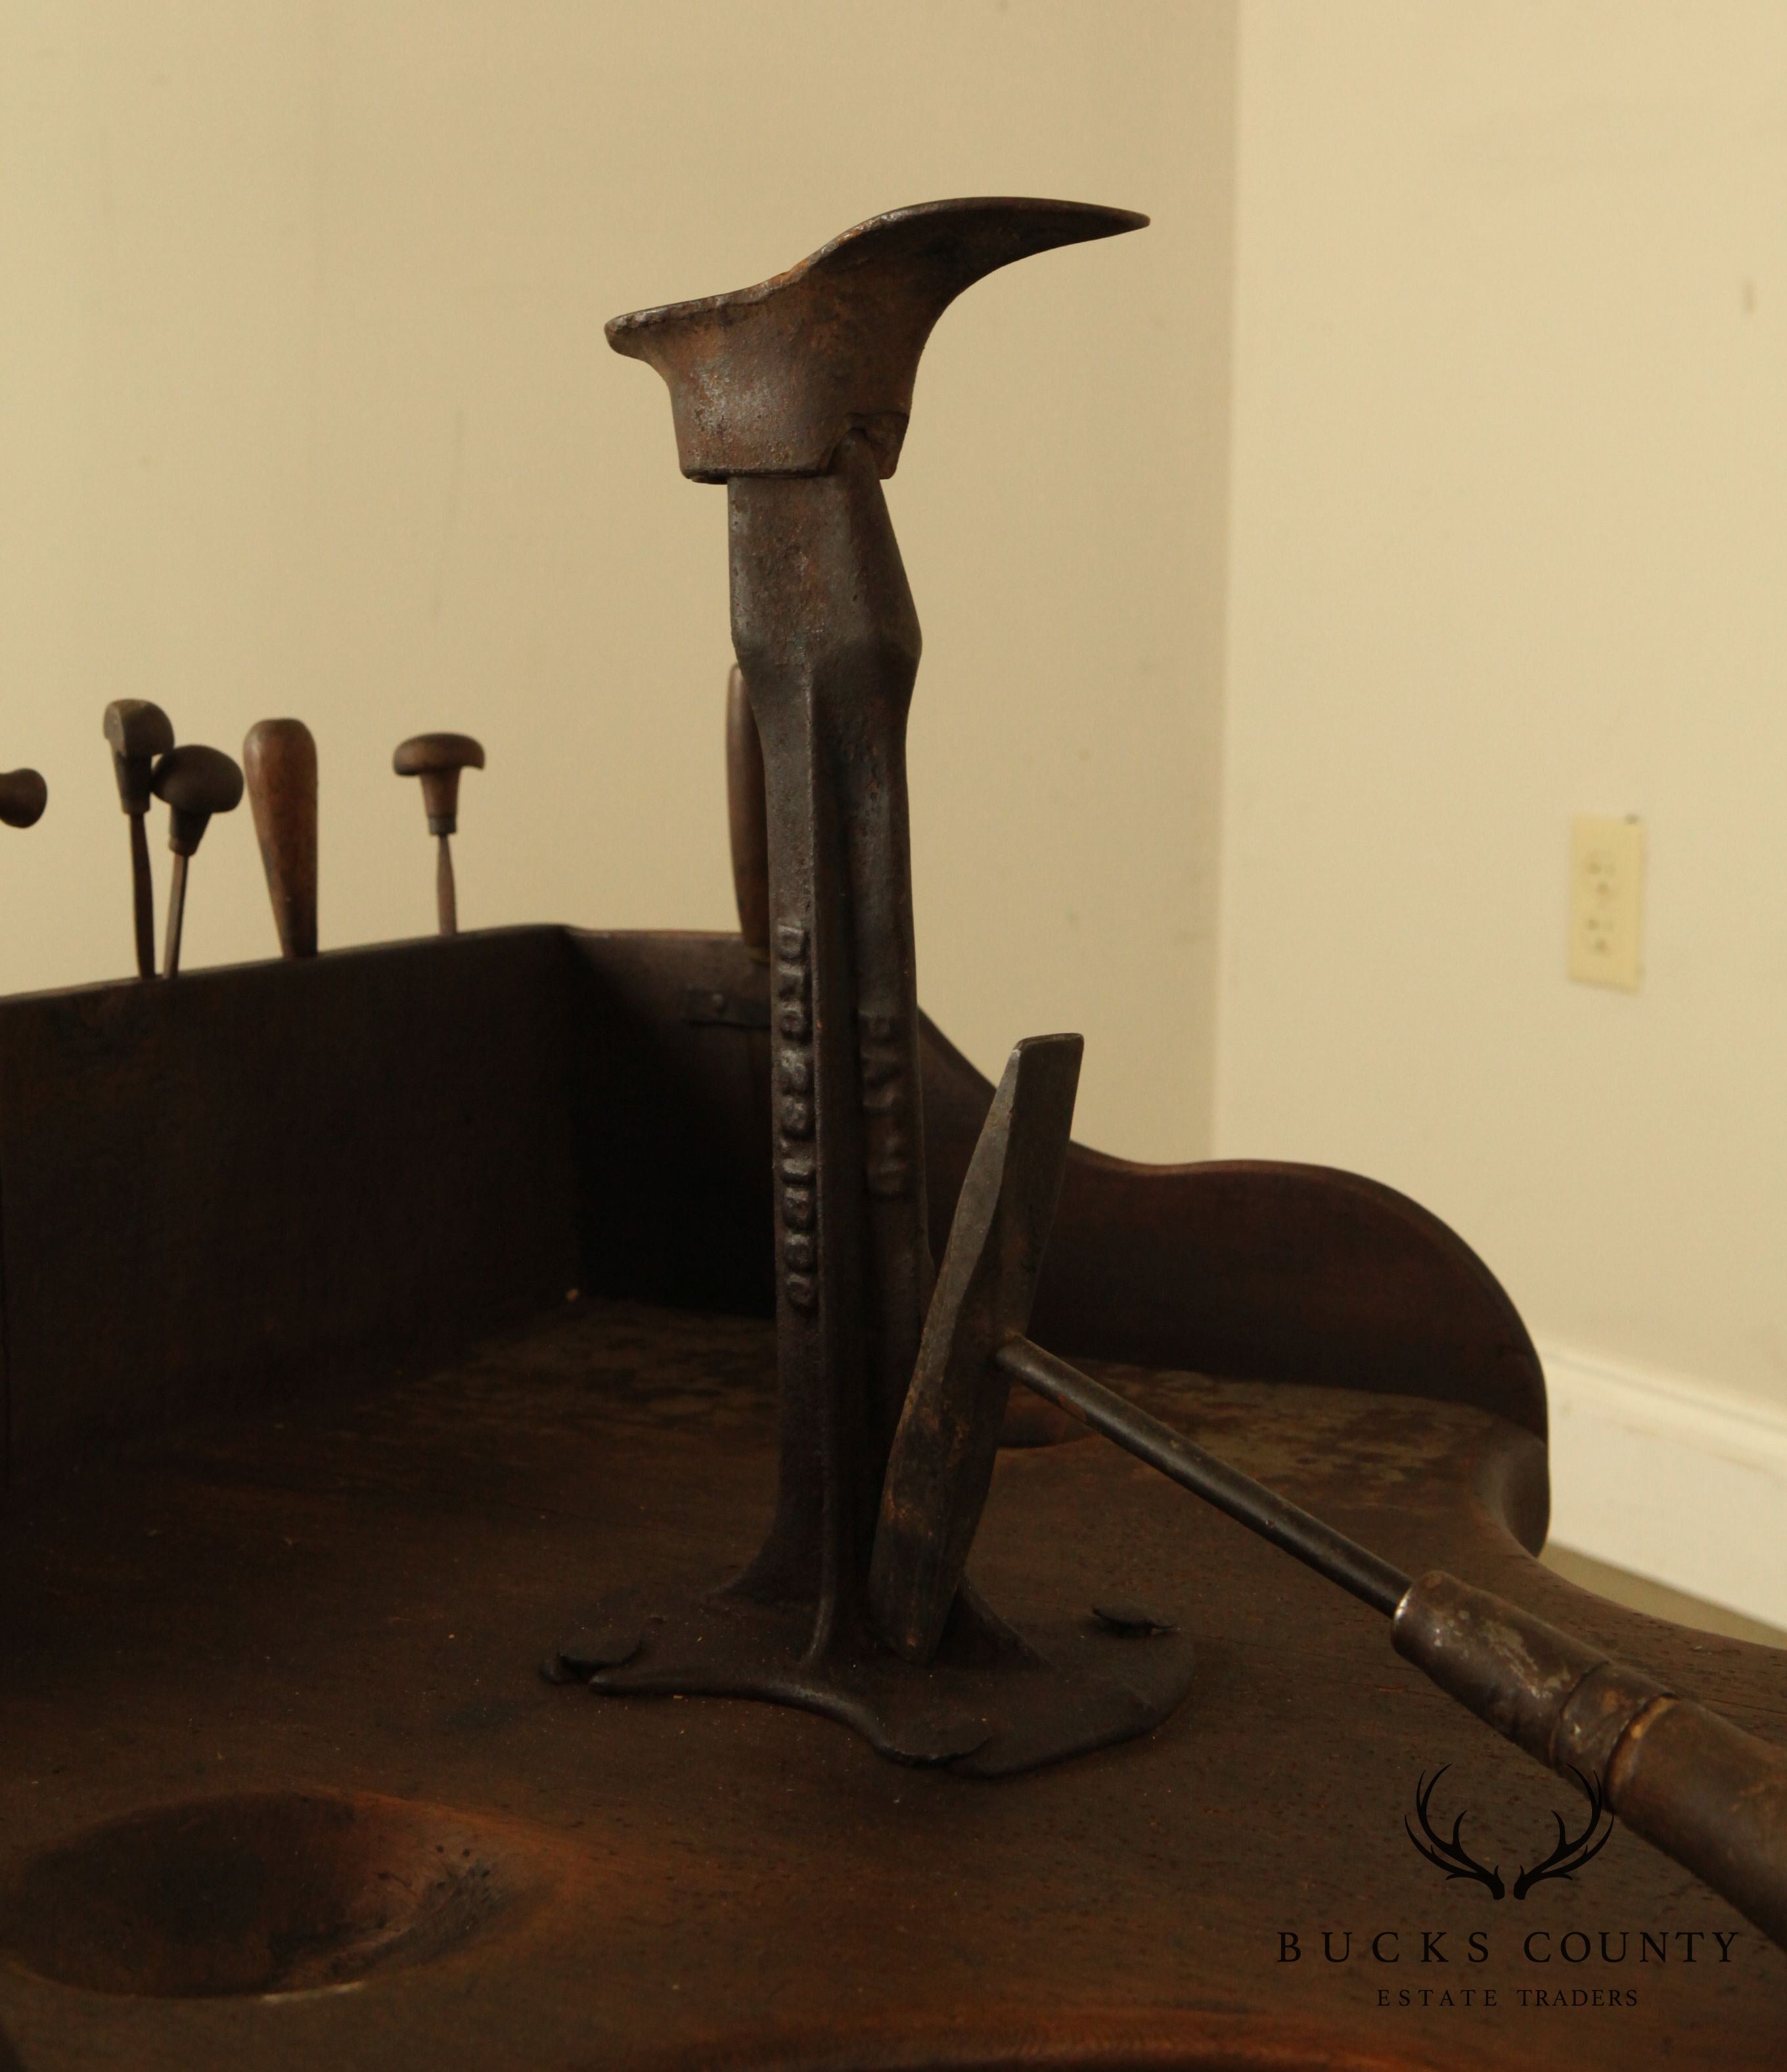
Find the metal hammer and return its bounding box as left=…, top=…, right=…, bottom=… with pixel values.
left=871, top=1036, right=1787, bottom=1952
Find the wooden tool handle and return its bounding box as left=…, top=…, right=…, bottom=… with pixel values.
left=393, top=733, right=484, bottom=836
left=243, top=720, right=319, bottom=959
left=102, top=699, right=173, bottom=812
left=1395, top=1570, right=1787, bottom=1949
left=725, top=665, right=769, bottom=961
left=151, top=745, right=244, bottom=856
left=0, top=769, right=47, bottom=829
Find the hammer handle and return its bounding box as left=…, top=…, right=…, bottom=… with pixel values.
left=1003, top=1340, right=1787, bottom=1947
left=1395, top=1571, right=1787, bottom=1949
left=997, top=1335, right=1410, bottom=1613
left=436, top=834, right=458, bottom=936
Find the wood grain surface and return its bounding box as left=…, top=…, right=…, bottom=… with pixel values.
left=0, top=1301, right=1778, bottom=2067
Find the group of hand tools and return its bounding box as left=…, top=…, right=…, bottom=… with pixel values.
left=6, top=710, right=485, bottom=980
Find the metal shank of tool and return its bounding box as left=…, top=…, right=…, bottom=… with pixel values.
left=554, top=200, right=1197, bottom=1774
left=606, top=196, right=1149, bottom=483
left=103, top=700, right=175, bottom=978
left=872, top=1046, right=1787, bottom=1945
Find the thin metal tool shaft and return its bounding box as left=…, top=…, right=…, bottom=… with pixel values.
left=996, top=1336, right=1413, bottom=1615
left=436, top=834, right=458, bottom=936
left=162, top=853, right=189, bottom=979
left=128, top=814, right=156, bottom=979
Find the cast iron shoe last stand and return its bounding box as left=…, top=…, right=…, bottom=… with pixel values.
left=546, top=198, right=1200, bottom=1774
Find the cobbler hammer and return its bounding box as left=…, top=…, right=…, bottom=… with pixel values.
left=872, top=1038, right=1787, bottom=1946
left=867, top=1033, right=1087, bottom=1660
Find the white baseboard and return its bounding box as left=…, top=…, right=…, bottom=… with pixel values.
left=1538, top=1341, right=1787, bottom=1632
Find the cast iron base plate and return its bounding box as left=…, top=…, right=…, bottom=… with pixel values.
left=545, top=1578, right=1197, bottom=1778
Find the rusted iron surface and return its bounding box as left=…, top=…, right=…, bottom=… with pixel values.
left=0, top=1299, right=1778, bottom=2067
left=997, top=1333, right=1414, bottom=1615
left=581, top=203, right=1198, bottom=1765
left=872, top=1050, right=1786, bottom=1934
left=608, top=197, right=1145, bottom=481
left=1395, top=1571, right=1624, bottom=1765
left=870, top=1036, right=1085, bottom=1662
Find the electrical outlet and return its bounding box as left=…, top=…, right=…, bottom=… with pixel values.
left=1569, top=814, right=1645, bottom=992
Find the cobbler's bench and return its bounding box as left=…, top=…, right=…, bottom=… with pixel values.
left=0, top=929, right=1779, bottom=2068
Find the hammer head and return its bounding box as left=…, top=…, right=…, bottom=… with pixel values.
left=867, top=1032, right=1083, bottom=1663
left=150, top=745, right=244, bottom=857
left=0, top=769, right=47, bottom=830
left=393, top=733, right=485, bottom=835
left=607, top=197, right=1146, bottom=482
left=102, top=700, right=175, bottom=813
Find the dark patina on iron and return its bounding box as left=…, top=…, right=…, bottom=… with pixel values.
left=552, top=200, right=1198, bottom=1773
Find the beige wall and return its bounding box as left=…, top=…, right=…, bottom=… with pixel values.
left=0, top=0, right=1234, bottom=1163
left=1218, top=3, right=1787, bottom=1423
left=6, top=1, right=1784, bottom=1599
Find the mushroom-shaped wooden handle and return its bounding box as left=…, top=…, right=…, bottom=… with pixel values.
left=102, top=701, right=175, bottom=814
left=151, top=745, right=244, bottom=856
left=393, top=733, right=485, bottom=835
left=0, top=770, right=47, bottom=830
left=243, top=720, right=318, bottom=959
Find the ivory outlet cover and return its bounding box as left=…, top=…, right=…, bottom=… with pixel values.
left=1569, top=814, right=1645, bottom=992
